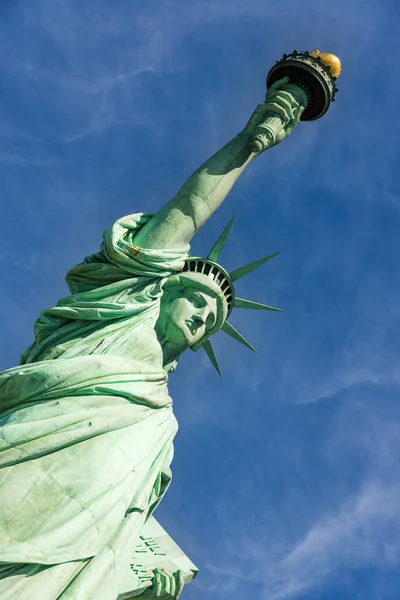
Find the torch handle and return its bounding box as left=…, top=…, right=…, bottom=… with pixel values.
left=250, top=83, right=308, bottom=154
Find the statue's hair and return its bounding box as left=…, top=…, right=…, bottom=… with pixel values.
left=163, top=271, right=229, bottom=350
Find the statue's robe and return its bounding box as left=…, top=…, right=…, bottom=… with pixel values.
left=0, top=214, right=189, bottom=599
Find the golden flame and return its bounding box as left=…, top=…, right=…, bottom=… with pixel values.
left=310, top=49, right=342, bottom=78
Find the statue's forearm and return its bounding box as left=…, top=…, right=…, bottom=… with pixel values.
left=134, top=131, right=254, bottom=250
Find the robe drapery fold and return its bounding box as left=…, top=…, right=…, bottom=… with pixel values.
left=0, top=214, right=190, bottom=599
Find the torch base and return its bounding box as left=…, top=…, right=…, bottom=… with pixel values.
left=267, top=51, right=338, bottom=121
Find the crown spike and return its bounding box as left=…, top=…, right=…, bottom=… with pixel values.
left=207, top=215, right=236, bottom=263
left=234, top=298, right=283, bottom=312
left=203, top=339, right=222, bottom=377
left=221, top=321, right=256, bottom=352
left=229, top=252, right=279, bottom=282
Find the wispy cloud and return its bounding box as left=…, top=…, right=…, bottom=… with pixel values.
left=262, top=480, right=400, bottom=599
left=197, top=474, right=400, bottom=600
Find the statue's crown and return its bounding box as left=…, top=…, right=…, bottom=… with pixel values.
left=183, top=258, right=234, bottom=314
left=181, top=215, right=281, bottom=375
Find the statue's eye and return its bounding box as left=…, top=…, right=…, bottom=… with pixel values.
left=190, top=297, right=201, bottom=308
left=190, top=293, right=205, bottom=309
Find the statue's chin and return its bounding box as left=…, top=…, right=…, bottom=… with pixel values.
left=156, top=323, right=190, bottom=357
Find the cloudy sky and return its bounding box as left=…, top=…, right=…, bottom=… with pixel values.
left=1, top=1, right=400, bottom=598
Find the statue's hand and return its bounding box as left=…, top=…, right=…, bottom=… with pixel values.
left=242, top=76, right=305, bottom=148
left=144, top=569, right=184, bottom=599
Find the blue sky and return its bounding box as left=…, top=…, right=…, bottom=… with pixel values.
left=1, top=1, right=400, bottom=598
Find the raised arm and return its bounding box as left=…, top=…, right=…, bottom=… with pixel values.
left=134, top=78, right=303, bottom=251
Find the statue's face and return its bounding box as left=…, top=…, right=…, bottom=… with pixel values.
left=157, top=287, right=217, bottom=351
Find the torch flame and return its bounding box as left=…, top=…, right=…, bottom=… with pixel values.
left=310, top=49, right=342, bottom=78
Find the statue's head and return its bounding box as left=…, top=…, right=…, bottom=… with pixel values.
left=156, top=270, right=229, bottom=361
left=156, top=216, right=282, bottom=375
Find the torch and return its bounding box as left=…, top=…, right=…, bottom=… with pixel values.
left=251, top=49, right=342, bottom=154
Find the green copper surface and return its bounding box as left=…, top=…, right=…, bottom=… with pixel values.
left=229, top=252, right=279, bottom=282
left=222, top=321, right=257, bottom=353
left=0, top=73, right=315, bottom=600
left=203, top=339, right=222, bottom=377
left=206, top=214, right=236, bottom=262
left=234, top=297, right=283, bottom=311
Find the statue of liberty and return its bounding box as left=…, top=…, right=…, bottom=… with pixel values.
left=0, top=51, right=341, bottom=600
